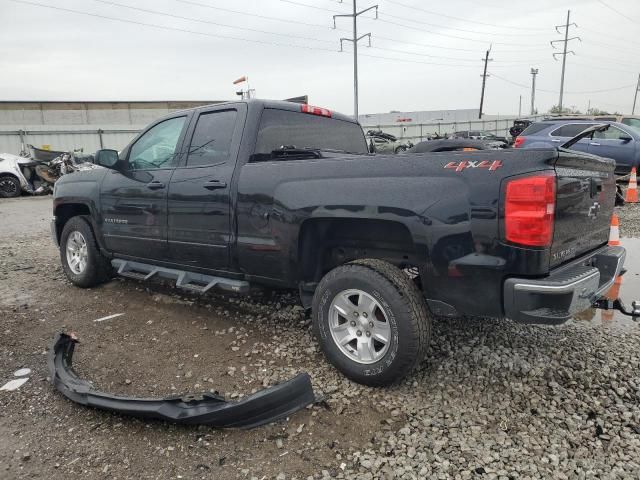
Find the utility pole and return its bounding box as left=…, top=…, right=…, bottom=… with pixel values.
left=334, top=0, right=378, bottom=120
left=530, top=68, right=539, bottom=115
left=478, top=45, right=492, bottom=119
left=633, top=73, right=640, bottom=115
left=551, top=10, right=580, bottom=112
left=518, top=95, right=522, bottom=117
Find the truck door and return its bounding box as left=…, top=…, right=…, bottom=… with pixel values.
left=100, top=115, right=188, bottom=260
left=167, top=105, right=244, bottom=271
left=588, top=125, right=636, bottom=173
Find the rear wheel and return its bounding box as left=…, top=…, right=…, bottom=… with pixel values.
left=0, top=175, right=21, bottom=198
left=312, top=259, right=431, bottom=386
left=60, top=216, right=112, bottom=288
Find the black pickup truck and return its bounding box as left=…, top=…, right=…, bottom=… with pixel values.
left=52, top=99, right=626, bottom=386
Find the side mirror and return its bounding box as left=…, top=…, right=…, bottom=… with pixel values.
left=619, top=135, right=633, bottom=143
left=95, top=149, right=119, bottom=168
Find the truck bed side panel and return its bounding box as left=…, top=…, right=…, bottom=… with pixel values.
left=236, top=149, right=558, bottom=318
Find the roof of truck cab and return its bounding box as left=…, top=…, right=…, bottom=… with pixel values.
left=186, top=99, right=358, bottom=124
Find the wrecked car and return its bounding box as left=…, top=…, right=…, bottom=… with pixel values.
left=0, top=150, right=100, bottom=198
left=0, top=152, right=49, bottom=197
left=51, top=100, right=631, bottom=387
left=365, top=129, right=414, bottom=154
left=48, top=332, right=317, bottom=428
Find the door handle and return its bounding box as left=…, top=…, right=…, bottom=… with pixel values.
left=203, top=180, right=227, bottom=190
left=551, top=139, right=562, bottom=143
left=590, top=142, right=601, bottom=146
left=146, top=181, right=165, bottom=190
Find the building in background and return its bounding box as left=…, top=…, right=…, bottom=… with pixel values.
left=0, top=100, right=222, bottom=154
left=359, top=108, right=538, bottom=141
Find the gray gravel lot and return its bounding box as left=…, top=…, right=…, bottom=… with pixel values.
left=1, top=197, right=639, bottom=479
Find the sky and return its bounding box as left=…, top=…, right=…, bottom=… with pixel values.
left=1, top=0, right=639, bottom=117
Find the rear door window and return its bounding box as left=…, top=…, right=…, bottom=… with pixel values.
left=186, top=110, right=238, bottom=167
left=550, top=123, right=596, bottom=137
left=252, top=108, right=367, bottom=161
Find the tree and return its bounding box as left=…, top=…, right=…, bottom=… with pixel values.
left=586, top=107, right=611, bottom=115
left=549, top=105, right=582, bottom=115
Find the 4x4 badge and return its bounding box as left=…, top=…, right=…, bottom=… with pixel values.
left=444, top=160, right=503, bottom=172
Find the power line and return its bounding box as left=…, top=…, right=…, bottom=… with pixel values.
left=570, top=61, right=638, bottom=75
left=377, top=8, right=545, bottom=38
left=6, top=0, right=338, bottom=50
left=95, top=0, right=504, bottom=65
left=580, top=26, right=640, bottom=48
left=378, top=11, right=545, bottom=38
left=178, top=0, right=544, bottom=53
left=596, top=0, right=640, bottom=23
left=281, top=0, right=549, bottom=47
left=4, top=0, right=490, bottom=69
left=176, top=0, right=349, bottom=32
left=384, top=0, right=548, bottom=31
left=89, top=0, right=336, bottom=45
left=90, top=0, right=640, bottom=68
left=372, top=15, right=546, bottom=47
left=489, top=72, right=635, bottom=95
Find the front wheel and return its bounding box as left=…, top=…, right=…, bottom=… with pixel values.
left=312, top=259, right=431, bottom=386
left=0, top=175, right=21, bottom=198
left=60, top=216, right=112, bottom=288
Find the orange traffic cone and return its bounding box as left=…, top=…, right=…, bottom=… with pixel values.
left=625, top=167, right=638, bottom=203
left=608, top=213, right=621, bottom=246
left=601, top=275, right=623, bottom=323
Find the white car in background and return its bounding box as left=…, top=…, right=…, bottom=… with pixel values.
left=0, top=153, right=44, bottom=198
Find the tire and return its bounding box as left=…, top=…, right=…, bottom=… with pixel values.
left=60, top=216, right=112, bottom=288
left=0, top=175, right=21, bottom=198
left=312, top=259, right=431, bottom=386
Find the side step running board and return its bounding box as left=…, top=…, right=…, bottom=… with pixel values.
left=111, top=259, right=250, bottom=294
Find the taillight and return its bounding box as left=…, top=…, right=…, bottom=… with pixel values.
left=513, top=136, right=525, bottom=148
left=301, top=104, right=332, bottom=117
left=505, top=173, right=556, bottom=247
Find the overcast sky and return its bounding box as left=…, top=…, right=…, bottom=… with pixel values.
left=1, top=0, right=639, bottom=116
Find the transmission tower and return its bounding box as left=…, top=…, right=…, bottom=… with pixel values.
left=551, top=10, right=580, bottom=112
left=334, top=0, right=378, bottom=119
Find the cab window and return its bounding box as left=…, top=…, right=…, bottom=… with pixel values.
left=128, top=116, right=186, bottom=170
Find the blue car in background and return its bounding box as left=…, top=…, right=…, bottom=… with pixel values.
left=514, top=119, right=640, bottom=175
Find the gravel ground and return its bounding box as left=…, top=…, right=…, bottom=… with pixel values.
left=1, top=197, right=640, bottom=480
left=618, top=203, right=640, bottom=238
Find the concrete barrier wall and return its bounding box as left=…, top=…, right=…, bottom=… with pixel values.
left=0, top=127, right=141, bottom=154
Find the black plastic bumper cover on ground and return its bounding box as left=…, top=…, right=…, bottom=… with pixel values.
left=48, top=332, right=317, bottom=429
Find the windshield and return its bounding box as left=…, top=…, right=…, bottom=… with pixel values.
left=622, top=117, right=640, bottom=133
left=254, top=108, right=368, bottom=157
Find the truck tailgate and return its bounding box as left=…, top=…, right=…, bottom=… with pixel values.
left=551, top=150, right=617, bottom=267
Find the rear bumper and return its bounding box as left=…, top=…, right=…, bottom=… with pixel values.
left=48, top=332, right=317, bottom=429
left=503, top=245, right=626, bottom=324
